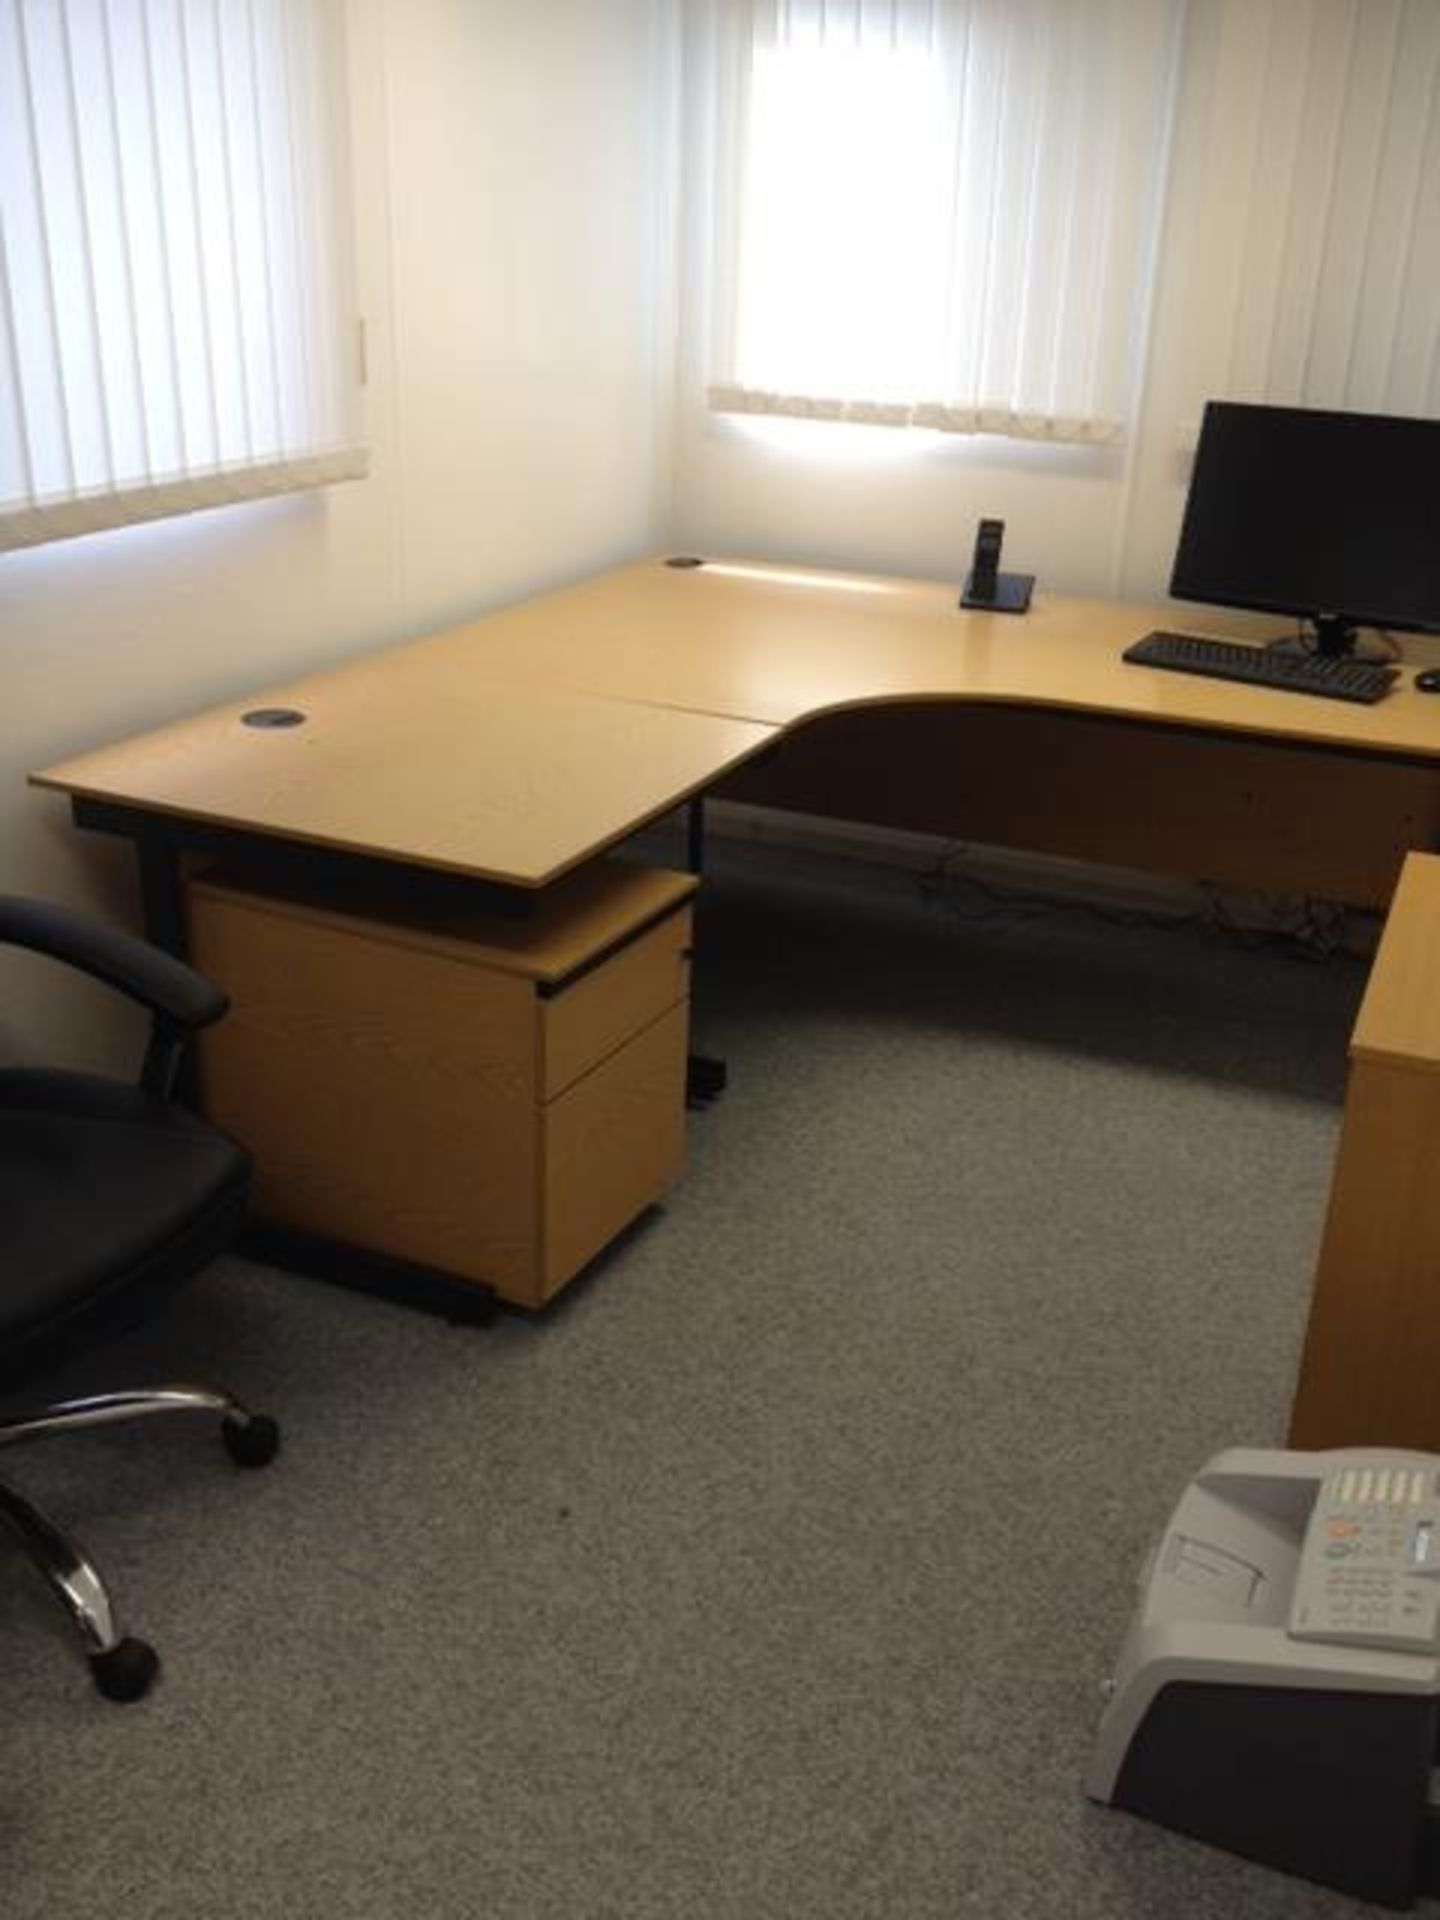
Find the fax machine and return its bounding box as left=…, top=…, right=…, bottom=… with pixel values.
left=1088, top=1448, right=1440, bottom=1908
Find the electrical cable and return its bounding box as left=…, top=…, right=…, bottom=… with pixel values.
left=915, top=841, right=1366, bottom=964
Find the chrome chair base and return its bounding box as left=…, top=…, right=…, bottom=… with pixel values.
left=0, top=1384, right=280, bottom=1701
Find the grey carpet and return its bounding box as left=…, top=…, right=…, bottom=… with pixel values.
left=0, top=845, right=1379, bottom=1918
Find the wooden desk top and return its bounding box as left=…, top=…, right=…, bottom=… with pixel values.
left=34, top=665, right=773, bottom=888
left=1351, top=853, right=1440, bottom=1073
left=411, top=556, right=1440, bottom=755
left=33, top=554, right=1440, bottom=888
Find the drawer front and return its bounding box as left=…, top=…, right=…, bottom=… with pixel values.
left=190, top=889, right=542, bottom=1298
left=541, top=906, right=691, bottom=1100
left=541, top=1000, right=688, bottom=1301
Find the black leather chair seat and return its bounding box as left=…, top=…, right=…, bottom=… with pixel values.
left=0, top=893, right=273, bottom=1701
left=0, top=1068, right=250, bottom=1372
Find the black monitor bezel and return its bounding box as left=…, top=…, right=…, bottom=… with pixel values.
left=1169, top=399, right=1440, bottom=642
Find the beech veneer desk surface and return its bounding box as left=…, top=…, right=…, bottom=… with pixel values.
left=33, top=556, right=1440, bottom=892
left=31, top=555, right=1440, bottom=1440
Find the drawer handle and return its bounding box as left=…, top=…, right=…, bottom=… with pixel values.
left=538, top=916, right=692, bottom=1000
left=542, top=950, right=691, bottom=1002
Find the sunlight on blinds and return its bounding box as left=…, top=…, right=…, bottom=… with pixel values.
left=708, top=0, right=1181, bottom=446
left=0, top=0, right=367, bottom=552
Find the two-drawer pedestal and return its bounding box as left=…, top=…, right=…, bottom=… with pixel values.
left=186, top=860, right=697, bottom=1307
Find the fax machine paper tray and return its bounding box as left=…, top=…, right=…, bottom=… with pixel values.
left=1087, top=1447, right=1440, bottom=1909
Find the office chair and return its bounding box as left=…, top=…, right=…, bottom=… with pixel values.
left=0, top=894, right=279, bottom=1703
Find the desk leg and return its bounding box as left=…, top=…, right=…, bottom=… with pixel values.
left=682, top=796, right=729, bottom=1107
left=686, top=1054, right=728, bottom=1108
left=135, top=832, right=188, bottom=957
left=687, top=795, right=706, bottom=875
left=126, top=829, right=205, bottom=1108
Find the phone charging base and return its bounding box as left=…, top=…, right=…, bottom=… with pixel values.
left=960, top=571, right=1035, bottom=614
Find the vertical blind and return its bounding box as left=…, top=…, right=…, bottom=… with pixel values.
left=1172, top=0, right=1440, bottom=427
left=0, top=0, right=367, bottom=553
left=706, top=0, right=1182, bottom=445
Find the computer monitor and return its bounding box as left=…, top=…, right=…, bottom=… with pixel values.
left=1170, top=401, right=1440, bottom=657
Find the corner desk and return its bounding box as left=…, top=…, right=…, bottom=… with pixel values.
left=30, top=556, right=1440, bottom=1423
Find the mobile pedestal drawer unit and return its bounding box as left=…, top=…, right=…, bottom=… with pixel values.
left=185, top=860, right=697, bottom=1309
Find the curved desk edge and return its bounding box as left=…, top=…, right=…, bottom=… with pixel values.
left=30, top=553, right=1440, bottom=893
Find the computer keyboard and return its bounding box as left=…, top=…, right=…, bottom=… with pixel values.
left=1122, top=630, right=1397, bottom=704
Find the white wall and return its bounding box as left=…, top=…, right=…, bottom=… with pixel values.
left=0, top=0, right=674, bottom=1069
left=669, top=415, right=1137, bottom=598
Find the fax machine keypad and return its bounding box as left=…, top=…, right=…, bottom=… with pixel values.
left=1289, top=1467, right=1440, bottom=1653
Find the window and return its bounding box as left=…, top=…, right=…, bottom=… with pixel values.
left=702, top=0, right=1181, bottom=446
left=0, top=0, right=366, bottom=553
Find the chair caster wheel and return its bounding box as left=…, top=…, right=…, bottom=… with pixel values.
left=222, top=1412, right=281, bottom=1468
left=90, top=1636, right=159, bottom=1703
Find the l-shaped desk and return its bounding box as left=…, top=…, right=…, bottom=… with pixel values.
left=31, top=555, right=1440, bottom=1443
left=34, top=555, right=1440, bottom=906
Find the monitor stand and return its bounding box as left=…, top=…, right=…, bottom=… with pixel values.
left=1269, top=614, right=1397, bottom=666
